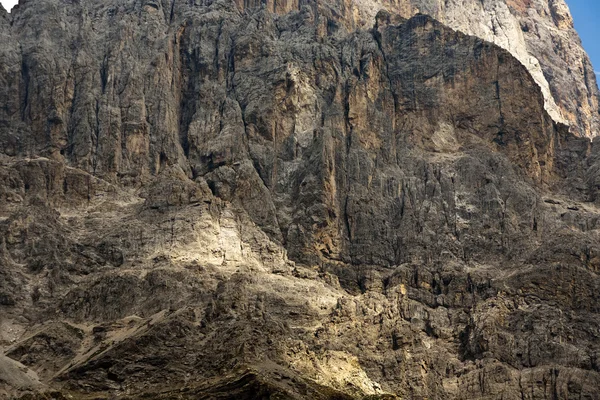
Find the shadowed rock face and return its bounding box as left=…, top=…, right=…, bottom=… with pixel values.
left=343, top=0, right=600, bottom=139
left=2, top=1, right=600, bottom=399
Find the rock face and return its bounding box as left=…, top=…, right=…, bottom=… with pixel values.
left=1, top=0, right=600, bottom=399
left=346, top=0, right=600, bottom=138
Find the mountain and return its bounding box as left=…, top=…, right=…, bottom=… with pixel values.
left=1, top=0, right=600, bottom=398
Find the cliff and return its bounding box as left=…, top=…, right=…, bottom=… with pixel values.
left=1, top=1, right=600, bottom=399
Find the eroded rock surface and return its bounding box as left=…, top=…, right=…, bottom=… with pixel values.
left=347, top=0, right=600, bottom=138
left=1, top=0, right=600, bottom=399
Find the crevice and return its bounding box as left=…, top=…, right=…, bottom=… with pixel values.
left=343, top=195, right=352, bottom=242
left=100, top=55, right=109, bottom=95
left=65, top=69, right=79, bottom=161
left=20, top=54, right=30, bottom=122
left=343, top=81, right=352, bottom=154
left=372, top=28, right=398, bottom=127
left=169, top=0, right=175, bottom=23
left=93, top=99, right=101, bottom=175
left=226, top=39, right=236, bottom=96
left=214, top=19, right=223, bottom=78
left=178, top=26, right=195, bottom=158
left=493, top=60, right=507, bottom=146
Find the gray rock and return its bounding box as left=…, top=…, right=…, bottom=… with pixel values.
left=1, top=1, right=600, bottom=399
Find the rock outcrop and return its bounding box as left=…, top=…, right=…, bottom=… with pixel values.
left=346, top=0, right=600, bottom=138
left=1, top=0, right=600, bottom=399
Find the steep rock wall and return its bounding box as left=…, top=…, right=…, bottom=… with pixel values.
left=1, top=1, right=600, bottom=399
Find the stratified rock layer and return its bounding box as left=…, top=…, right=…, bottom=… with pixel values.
left=1, top=1, right=600, bottom=399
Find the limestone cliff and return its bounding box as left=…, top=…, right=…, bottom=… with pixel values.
left=1, top=1, right=600, bottom=399
left=345, top=0, right=600, bottom=138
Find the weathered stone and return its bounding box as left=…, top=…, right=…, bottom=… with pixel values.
left=1, top=1, right=600, bottom=399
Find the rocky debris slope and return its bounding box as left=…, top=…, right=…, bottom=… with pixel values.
left=1, top=0, right=600, bottom=399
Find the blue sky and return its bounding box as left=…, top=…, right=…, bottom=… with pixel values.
left=567, top=0, right=600, bottom=78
